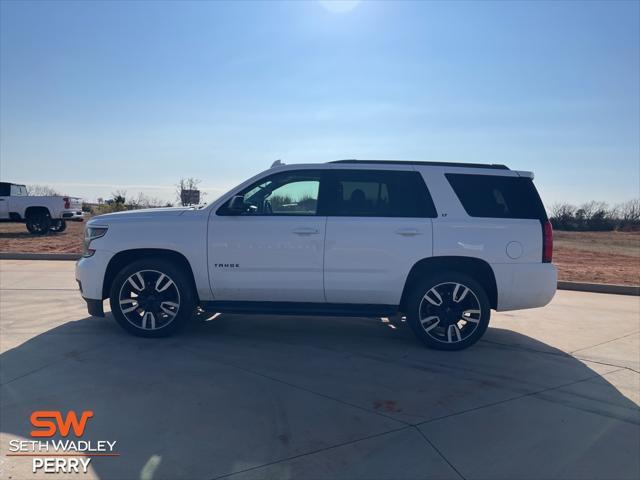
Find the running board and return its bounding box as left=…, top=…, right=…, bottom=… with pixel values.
left=199, top=301, right=399, bottom=318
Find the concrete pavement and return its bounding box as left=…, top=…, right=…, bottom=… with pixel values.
left=0, top=260, right=638, bottom=479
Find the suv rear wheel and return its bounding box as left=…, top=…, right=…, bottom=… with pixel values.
left=109, top=258, right=196, bottom=337
left=406, top=272, right=490, bottom=350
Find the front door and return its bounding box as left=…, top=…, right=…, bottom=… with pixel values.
left=208, top=169, right=327, bottom=302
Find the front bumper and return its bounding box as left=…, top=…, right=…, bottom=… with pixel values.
left=84, top=298, right=105, bottom=317
left=75, top=250, right=112, bottom=317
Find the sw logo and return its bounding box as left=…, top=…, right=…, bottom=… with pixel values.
left=30, top=410, right=94, bottom=437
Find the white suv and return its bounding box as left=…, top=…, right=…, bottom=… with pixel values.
left=76, top=160, right=556, bottom=350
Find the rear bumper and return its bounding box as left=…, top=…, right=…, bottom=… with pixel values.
left=493, top=263, right=557, bottom=311
left=62, top=210, right=84, bottom=221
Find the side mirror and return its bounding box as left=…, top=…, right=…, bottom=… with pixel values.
left=226, top=195, right=246, bottom=214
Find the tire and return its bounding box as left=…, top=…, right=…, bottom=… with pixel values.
left=26, top=210, right=52, bottom=235
left=109, top=258, right=197, bottom=338
left=50, top=219, right=67, bottom=233
left=406, top=272, right=490, bottom=351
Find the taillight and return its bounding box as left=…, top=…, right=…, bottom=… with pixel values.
left=542, top=220, right=553, bottom=263
left=63, top=197, right=70, bottom=209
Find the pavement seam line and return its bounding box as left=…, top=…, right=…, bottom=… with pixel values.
left=177, top=343, right=412, bottom=426
left=530, top=369, right=640, bottom=426
left=416, top=369, right=623, bottom=428
left=571, top=355, right=639, bottom=374
left=210, top=425, right=413, bottom=480
left=414, top=426, right=466, bottom=480
left=483, top=338, right=639, bottom=374
left=569, top=330, right=640, bottom=354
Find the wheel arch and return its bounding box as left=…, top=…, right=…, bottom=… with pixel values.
left=25, top=206, right=51, bottom=219
left=102, top=248, right=199, bottom=301
left=400, top=256, right=498, bottom=312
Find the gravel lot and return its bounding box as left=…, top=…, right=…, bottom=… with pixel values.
left=0, top=260, right=638, bottom=479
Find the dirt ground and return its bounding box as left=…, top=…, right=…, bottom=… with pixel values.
left=0, top=221, right=84, bottom=253
left=553, top=231, right=639, bottom=286
left=0, top=223, right=638, bottom=286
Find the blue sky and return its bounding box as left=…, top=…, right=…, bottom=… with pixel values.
left=1, top=0, right=638, bottom=206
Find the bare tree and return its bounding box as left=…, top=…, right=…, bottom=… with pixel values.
left=549, top=199, right=639, bottom=230
left=109, top=190, right=126, bottom=203
left=616, top=199, right=640, bottom=226
left=26, top=184, right=60, bottom=196
left=127, top=192, right=167, bottom=210
left=176, top=177, right=206, bottom=206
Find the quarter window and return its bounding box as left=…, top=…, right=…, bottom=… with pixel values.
left=446, top=173, right=547, bottom=220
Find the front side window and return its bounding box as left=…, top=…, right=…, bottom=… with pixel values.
left=324, top=170, right=437, bottom=218
left=218, top=171, right=322, bottom=216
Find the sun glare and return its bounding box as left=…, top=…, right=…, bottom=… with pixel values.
left=318, top=0, right=361, bottom=14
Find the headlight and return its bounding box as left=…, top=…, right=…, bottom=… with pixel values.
left=83, top=226, right=108, bottom=257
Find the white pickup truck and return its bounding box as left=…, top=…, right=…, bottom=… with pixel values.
left=0, top=182, right=83, bottom=234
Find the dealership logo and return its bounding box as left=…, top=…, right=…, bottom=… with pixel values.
left=6, top=410, right=118, bottom=474
left=30, top=410, right=94, bottom=437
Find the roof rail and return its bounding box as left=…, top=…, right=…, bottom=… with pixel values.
left=330, top=159, right=510, bottom=170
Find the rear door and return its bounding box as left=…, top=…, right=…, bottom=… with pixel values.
left=323, top=168, right=436, bottom=305
left=208, top=169, right=328, bottom=302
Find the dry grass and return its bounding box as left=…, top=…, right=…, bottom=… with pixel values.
left=554, top=230, right=640, bottom=257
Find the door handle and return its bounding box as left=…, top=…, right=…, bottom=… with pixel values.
left=395, top=228, right=422, bottom=236
left=292, top=227, right=319, bottom=235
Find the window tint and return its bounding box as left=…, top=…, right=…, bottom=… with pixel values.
left=446, top=174, right=547, bottom=220
left=218, top=171, right=322, bottom=216
left=0, top=183, right=10, bottom=196
left=325, top=170, right=437, bottom=218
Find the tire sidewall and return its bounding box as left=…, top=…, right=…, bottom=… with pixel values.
left=109, top=258, right=196, bottom=338
left=406, top=272, right=490, bottom=351
left=50, top=219, right=67, bottom=233
left=26, top=212, right=52, bottom=235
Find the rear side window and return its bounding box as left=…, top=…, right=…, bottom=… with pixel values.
left=10, top=184, right=27, bottom=196
left=446, top=173, right=547, bottom=220
left=0, top=183, right=9, bottom=196
left=325, top=170, right=437, bottom=218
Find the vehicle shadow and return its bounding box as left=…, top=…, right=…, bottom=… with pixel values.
left=1, top=313, right=638, bottom=480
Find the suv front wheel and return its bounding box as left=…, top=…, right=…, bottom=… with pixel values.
left=406, top=272, right=490, bottom=351
left=109, top=258, right=196, bottom=337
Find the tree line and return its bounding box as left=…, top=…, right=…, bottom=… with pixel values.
left=549, top=199, right=639, bottom=231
